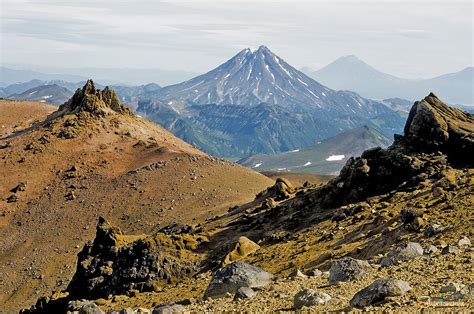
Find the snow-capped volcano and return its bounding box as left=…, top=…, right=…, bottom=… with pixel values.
left=137, top=46, right=406, bottom=158
left=157, top=46, right=332, bottom=110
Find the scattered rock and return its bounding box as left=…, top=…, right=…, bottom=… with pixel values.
left=6, top=194, right=18, bottom=203
left=350, top=279, right=412, bottom=308
left=65, top=191, right=76, bottom=201
left=380, top=242, right=423, bottom=266
left=234, top=287, right=257, bottom=300
left=152, top=303, right=186, bottom=314
left=329, top=257, right=371, bottom=284
left=10, top=182, right=27, bottom=193
left=204, top=262, right=273, bottom=299
left=134, top=308, right=151, bottom=314
left=440, top=282, right=464, bottom=293
left=424, top=224, right=443, bottom=237
left=445, top=284, right=474, bottom=301
left=223, top=236, right=260, bottom=265
left=293, top=288, right=331, bottom=309
left=68, top=300, right=104, bottom=314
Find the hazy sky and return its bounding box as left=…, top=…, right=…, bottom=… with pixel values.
left=1, top=0, right=472, bottom=78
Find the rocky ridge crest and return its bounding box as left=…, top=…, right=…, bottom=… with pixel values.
left=58, top=80, right=133, bottom=117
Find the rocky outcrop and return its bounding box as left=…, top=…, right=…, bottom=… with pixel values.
left=66, top=217, right=202, bottom=299
left=58, top=80, right=133, bottom=117
left=319, top=94, right=473, bottom=208
left=403, top=93, right=474, bottom=164
left=256, top=177, right=296, bottom=201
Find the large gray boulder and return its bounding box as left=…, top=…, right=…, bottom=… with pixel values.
left=204, top=262, right=273, bottom=298
left=350, top=278, right=412, bottom=308
left=329, top=257, right=371, bottom=284
left=293, top=288, right=331, bottom=309
left=380, top=242, right=423, bottom=266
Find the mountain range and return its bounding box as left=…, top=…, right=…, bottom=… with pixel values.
left=7, top=84, right=73, bottom=105
left=136, top=46, right=405, bottom=158
left=306, top=55, right=473, bottom=105
left=238, top=126, right=392, bottom=174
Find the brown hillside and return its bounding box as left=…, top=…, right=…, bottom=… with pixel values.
left=0, top=81, right=272, bottom=312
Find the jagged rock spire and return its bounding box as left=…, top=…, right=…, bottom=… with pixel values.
left=58, top=79, right=132, bottom=116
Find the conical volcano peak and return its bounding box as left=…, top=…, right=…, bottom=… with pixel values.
left=58, top=79, right=132, bottom=117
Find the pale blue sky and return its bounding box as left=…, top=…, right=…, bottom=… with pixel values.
left=1, top=0, right=472, bottom=78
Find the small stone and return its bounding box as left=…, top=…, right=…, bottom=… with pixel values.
left=442, top=245, right=460, bottom=255
left=424, top=245, right=439, bottom=255
left=134, top=308, right=151, bottom=314
left=234, top=287, right=257, bottom=300
left=307, top=269, right=322, bottom=277
left=432, top=187, right=445, bottom=198
left=293, top=288, right=331, bottom=309
left=290, top=269, right=307, bottom=279
left=458, top=236, right=471, bottom=247
left=119, top=308, right=134, bottom=314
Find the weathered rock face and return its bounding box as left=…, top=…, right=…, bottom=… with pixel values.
left=58, top=80, right=133, bottom=117
left=319, top=94, right=473, bottom=208
left=66, top=217, right=202, bottom=299
left=204, top=262, right=273, bottom=299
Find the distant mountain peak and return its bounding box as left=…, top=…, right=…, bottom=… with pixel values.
left=158, top=45, right=330, bottom=110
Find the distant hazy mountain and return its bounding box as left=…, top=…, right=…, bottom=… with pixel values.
left=3, top=65, right=198, bottom=86
left=138, top=46, right=405, bottom=158
left=0, top=67, right=88, bottom=86
left=8, top=84, right=74, bottom=105
left=238, top=126, right=392, bottom=175
left=307, top=56, right=473, bottom=105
